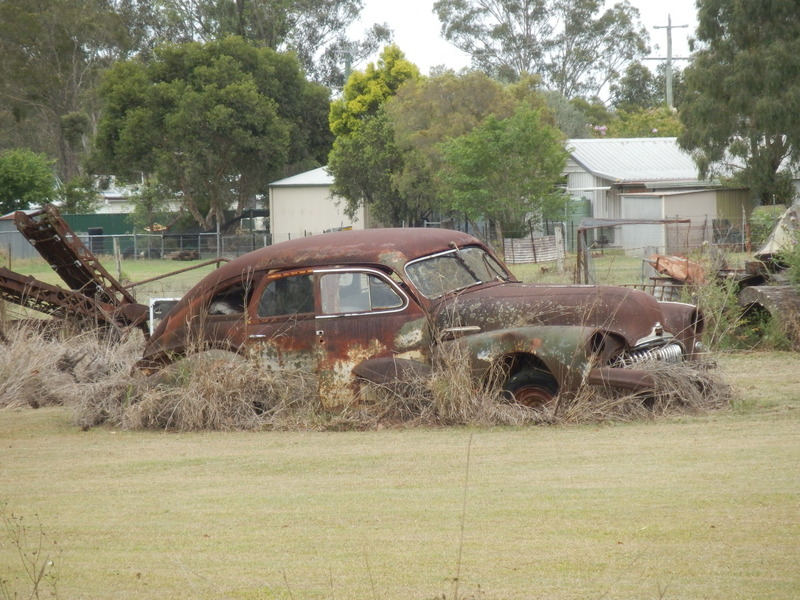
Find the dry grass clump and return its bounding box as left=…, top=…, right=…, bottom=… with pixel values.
left=3, top=318, right=730, bottom=430
left=557, top=358, right=731, bottom=423
left=345, top=347, right=538, bottom=429
left=75, top=353, right=320, bottom=432
left=0, top=320, right=142, bottom=410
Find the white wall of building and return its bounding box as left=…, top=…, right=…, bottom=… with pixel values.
left=269, top=185, right=368, bottom=243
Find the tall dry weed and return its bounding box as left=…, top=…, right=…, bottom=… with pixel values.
left=121, top=356, right=319, bottom=431
left=4, top=316, right=730, bottom=430
left=557, top=358, right=730, bottom=423
left=0, top=321, right=137, bottom=409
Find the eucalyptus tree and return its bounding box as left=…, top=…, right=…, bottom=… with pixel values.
left=138, top=0, right=391, bottom=88
left=678, top=0, right=800, bottom=204
left=0, top=0, right=132, bottom=180
left=433, top=0, right=649, bottom=98
left=610, top=61, right=687, bottom=111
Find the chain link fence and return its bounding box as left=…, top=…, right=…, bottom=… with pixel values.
left=1, top=227, right=275, bottom=263
left=498, top=215, right=762, bottom=287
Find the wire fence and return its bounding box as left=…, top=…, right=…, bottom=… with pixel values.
left=1, top=215, right=765, bottom=285
left=0, top=230, right=272, bottom=262
left=500, top=216, right=764, bottom=286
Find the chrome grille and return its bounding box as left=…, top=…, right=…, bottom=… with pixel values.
left=617, top=342, right=684, bottom=367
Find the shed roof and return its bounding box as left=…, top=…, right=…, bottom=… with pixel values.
left=568, top=137, right=701, bottom=183
left=270, top=166, right=332, bottom=188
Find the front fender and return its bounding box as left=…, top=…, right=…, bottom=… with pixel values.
left=658, top=301, right=704, bottom=359
left=438, top=325, right=598, bottom=389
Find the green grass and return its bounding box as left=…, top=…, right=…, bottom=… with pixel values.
left=1, top=352, right=799, bottom=600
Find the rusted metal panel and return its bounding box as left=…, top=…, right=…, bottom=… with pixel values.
left=647, top=254, right=706, bottom=284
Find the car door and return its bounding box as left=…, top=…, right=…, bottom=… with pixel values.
left=313, top=268, right=429, bottom=405
left=246, top=267, right=428, bottom=407
left=244, top=269, right=319, bottom=374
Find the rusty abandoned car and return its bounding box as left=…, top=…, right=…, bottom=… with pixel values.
left=138, top=228, right=705, bottom=407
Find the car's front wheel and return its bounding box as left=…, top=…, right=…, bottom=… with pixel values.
left=502, top=368, right=559, bottom=409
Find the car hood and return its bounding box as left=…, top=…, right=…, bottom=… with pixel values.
left=431, top=282, right=668, bottom=346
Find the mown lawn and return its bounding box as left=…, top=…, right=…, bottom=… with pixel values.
left=1, top=352, right=798, bottom=600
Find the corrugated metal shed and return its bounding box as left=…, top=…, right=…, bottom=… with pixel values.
left=567, top=137, right=701, bottom=183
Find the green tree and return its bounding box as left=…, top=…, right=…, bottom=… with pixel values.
left=678, top=0, right=800, bottom=205
left=385, top=71, right=528, bottom=221
left=329, top=45, right=420, bottom=137
left=127, top=179, right=176, bottom=233
left=92, top=36, right=331, bottom=230
left=140, top=0, right=391, bottom=88
left=328, top=67, right=552, bottom=227
left=609, top=107, right=684, bottom=138
left=433, top=0, right=648, bottom=97
left=0, top=149, right=56, bottom=214
left=327, top=110, right=412, bottom=225
left=611, top=62, right=687, bottom=111
left=439, top=104, right=568, bottom=241
left=0, top=0, right=131, bottom=181
left=58, top=175, right=100, bottom=214
left=326, top=45, right=422, bottom=225
left=570, top=96, right=614, bottom=137
left=540, top=90, right=592, bottom=138
left=610, top=62, right=658, bottom=110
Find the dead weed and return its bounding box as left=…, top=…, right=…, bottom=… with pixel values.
left=1, top=321, right=730, bottom=431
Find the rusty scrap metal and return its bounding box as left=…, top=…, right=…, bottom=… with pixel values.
left=647, top=254, right=706, bottom=284
left=3, top=205, right=149, bottom=333
left=14, top=205, right=138, bottom=306
left=0, top=267, right=146, bottom=329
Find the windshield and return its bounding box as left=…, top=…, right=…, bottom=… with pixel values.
left=405, top=246, right=511, bottom=298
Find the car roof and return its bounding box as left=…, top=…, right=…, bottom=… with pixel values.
left=212, top=227, right=483, bottom=280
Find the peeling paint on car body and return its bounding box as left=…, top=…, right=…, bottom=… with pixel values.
left=139, top=228, right=704, bottom=406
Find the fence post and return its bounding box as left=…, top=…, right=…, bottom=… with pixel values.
left=555, top=226, right=564, bottom=273
left=113, top=237, right=122, bottom=281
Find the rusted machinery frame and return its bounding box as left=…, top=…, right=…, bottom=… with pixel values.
left=14, top=205, right=139, bottom=306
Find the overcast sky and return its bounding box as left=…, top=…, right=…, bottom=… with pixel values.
left=350, top=0, right=699, bottom=76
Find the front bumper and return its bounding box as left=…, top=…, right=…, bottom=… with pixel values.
left=586, top=366, right=656, bottom=393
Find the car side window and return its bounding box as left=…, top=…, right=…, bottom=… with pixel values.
left=257, top=274, right=314, bottom=317
left=208, top=282, right=252, bottom=316
left=319, top=272, right=403, bottom=315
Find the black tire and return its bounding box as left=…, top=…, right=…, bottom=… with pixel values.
left=502, top=368, right=559, bottom=409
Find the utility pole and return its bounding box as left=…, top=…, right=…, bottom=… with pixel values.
left=336, top=49, right=354, bottom=88
left=648, top=14, right=689, bottom=108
